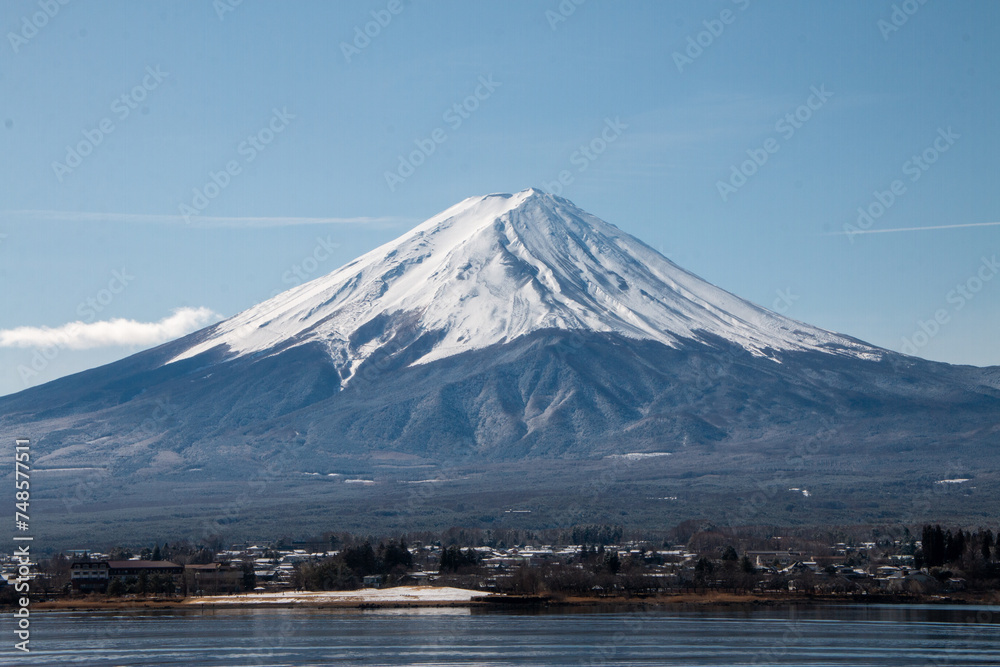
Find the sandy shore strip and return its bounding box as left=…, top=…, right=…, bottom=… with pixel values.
left=185, top=586, right=486, bottom=607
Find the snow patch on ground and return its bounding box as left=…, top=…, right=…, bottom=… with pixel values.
left=607, top=452, right=672, bottom=460
left=185, top=586, right=483, bottom=605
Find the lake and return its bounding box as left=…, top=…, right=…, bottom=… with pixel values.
left=3, top=604, right=999, bottom=666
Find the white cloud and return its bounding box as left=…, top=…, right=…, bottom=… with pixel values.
left=0, top=307, right=220, bottom=350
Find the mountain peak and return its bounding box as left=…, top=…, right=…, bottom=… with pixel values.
left=168, top=191, right=881, bottom=377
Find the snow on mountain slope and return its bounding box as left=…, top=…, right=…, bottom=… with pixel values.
left=168, top=188, right=881, bottom=380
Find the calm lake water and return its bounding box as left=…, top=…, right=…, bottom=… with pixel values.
left=3, top=604, right=999, bottom=666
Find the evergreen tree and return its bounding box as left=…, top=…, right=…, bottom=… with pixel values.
left=602, top=551, right=621, bottom=575
left=343, top=543, right=377, bottom=577
left=242, top=562, right=256, bottom=591
left=109, top=547, right=133, bottom=561
left=107, top=578, right=126, bottom=597
left=944, top=530, right=966, bottom=563
left=377, top=539, right=413, bottom=573
left=440, top=546, right=479, bottom=572
left=921, top=525, right=946, bottom=567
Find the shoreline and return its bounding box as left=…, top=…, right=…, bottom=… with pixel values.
left=24, top=587, right=1000, bottom=612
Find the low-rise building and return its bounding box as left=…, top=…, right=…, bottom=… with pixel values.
left=107, top=560, right=183, bottom=578
left=71, top=559, right=183, bottom=593
left=70, top=560, right=109, bottom=593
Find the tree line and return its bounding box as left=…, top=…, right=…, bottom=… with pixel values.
left=918, top=525, right=993, bottom=568
left=293, top=539, right=413, bottom=590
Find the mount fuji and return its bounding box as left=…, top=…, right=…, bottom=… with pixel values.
left=4, top=189, right=998, bottom=546
left=168, top=188, right=879, bottom=373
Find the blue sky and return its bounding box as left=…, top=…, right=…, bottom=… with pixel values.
left=1, top=0, right=997, bottom=396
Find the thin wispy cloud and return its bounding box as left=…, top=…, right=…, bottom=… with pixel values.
left=0, top=210, right=414, bottom=228
left=0, top=307, right=220, bottom=350
left=829, top=221, right=1000, bottom=236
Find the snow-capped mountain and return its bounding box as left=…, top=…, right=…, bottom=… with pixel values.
left=169, top=188, right=879, bottom=380
left=3, top=189, right=998, bottom=546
